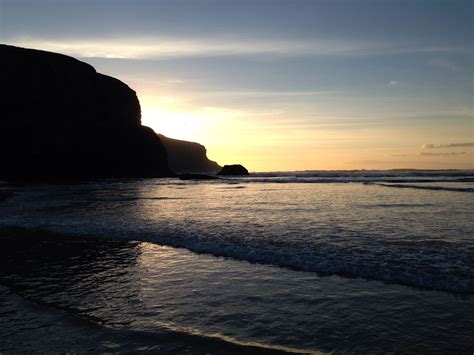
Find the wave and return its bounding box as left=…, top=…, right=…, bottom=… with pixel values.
left=220, top=174, right=474, bottom=186
left=249, top=170, right=474, bottom=179
left=371, top=183, right=474, bottom=193
left=356, top=203, right=435, bottom=208
left=1, top=226, right=472, bottom=294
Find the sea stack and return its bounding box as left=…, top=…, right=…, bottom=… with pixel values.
left=0, top=44, right=172, bottom=180
left=217, top=164, right=249, bottom=176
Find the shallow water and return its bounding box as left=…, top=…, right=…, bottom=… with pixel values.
left=1, top=171, right=473, bottom=353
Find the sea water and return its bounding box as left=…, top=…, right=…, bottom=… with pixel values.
left=0, top=170, right=473, bottom=353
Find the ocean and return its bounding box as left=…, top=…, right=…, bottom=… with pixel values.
left=1, top=170, right=473, bottom=353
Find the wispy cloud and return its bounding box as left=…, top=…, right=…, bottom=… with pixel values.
left=379, top=108, right=474, bottom=121
left=418, top=151, right=467, bottom=156
left=199, top=90, right=340, bottom=98
left=7, top=36, right=473, bottom=60
left=6, top=36, right=376, bottom=59
left=429, top=59, right=462, bottom=72
left=386, top=154, right=408, bottom=157
left=166, top=79, right=185, bottom=84
left=422, top=143, right=474, bottom=149
left=388, top=80, right=399, bottom=86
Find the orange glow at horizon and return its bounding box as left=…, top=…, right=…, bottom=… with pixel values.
left=140, top=95, right=474, bottom=172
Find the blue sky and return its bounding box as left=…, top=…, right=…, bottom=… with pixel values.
left=1, top=0, right=472, bottom=170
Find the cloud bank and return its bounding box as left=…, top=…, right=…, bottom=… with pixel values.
left=422, top=143, right=474, bottom=149
left=6, top=36, right=471, bottom=60
left=418, top=152, right=466, bottom=156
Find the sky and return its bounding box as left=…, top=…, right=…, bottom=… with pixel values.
left=1, top=0, right=473, bottom=171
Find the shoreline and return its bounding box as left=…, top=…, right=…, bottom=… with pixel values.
left=0, top=285, right=311, bottom=354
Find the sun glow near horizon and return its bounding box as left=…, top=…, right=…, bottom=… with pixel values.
left=140, top=97, right=278, bottom=170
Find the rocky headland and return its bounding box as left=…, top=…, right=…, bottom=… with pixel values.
left=158, top=134, right=221, bottom=174
left=0, top=44, right=171, bottom=180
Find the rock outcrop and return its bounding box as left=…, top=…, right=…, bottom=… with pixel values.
left=158, top=134, right=221, bottom=174
left=217, top=164, right=249, bottom=176
left=0, top=44, right=172, bottom=180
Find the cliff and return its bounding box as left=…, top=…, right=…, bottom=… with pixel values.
left=0, top=44, right=172, bottom=180
left=158, top=134, right=221, bottom=174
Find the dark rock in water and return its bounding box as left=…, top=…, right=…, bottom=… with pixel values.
left=217, top=164, right=249, bottom=176
left=177, top=173, right=219, bottom=180
left=158, top=134, right=221, bottom=174
left=0, top=44, right=172, bottom=180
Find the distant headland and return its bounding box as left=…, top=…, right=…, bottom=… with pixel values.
left=158, top=134, right=221, bottom=174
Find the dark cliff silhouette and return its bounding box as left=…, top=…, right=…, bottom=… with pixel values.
left=0, top=44, right=172, bottom=180
left=218, top=164, right=249, bottom=176
left=158, top=134, right=221, bottom=174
